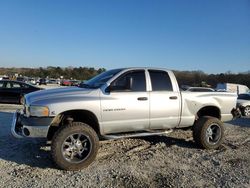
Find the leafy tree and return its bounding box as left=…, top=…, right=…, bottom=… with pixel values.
left=0, top=67, right=249, bottom=88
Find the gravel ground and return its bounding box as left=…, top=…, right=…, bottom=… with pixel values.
left=0, top=104, right=249, bottom=188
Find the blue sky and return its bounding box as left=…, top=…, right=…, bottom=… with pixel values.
left=0, top=0, right=249, bottom=73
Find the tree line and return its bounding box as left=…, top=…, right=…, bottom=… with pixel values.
left=0, top=66, right=106, bottom=81
left=0, top=66, right=249, bottom=88
left=174, top=70, right=250, bottom=88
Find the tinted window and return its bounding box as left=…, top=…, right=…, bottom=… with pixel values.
left=149, top=70, right=173, bottom=91
left=0, top=81, right=3, bottom=88
left=111, top=70, right=146, bottom=92
left=238, top=94, right=250, bottom=100
left=22, top=83, right=30, bottom=89
left=13, top=82, right=21, bottom=88
left=6, top=82, right=12, bottom=88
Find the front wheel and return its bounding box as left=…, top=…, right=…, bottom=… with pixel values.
left=193, top=117, right=224, bottom=149
left=51, top=122, right=99, bottom=171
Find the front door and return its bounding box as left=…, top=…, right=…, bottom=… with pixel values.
left=100, top=70, right=149, bottom=134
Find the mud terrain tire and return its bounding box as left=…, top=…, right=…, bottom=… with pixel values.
left=193, top=117, right=224, bottom=149
left=51, top=122, right=99, bottom=171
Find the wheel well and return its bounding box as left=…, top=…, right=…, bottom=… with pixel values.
left=47, top=110, right=100, bottom=140
left=197, top=106, right=221, bottom=120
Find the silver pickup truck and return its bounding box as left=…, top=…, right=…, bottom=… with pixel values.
left=12, top=68, right=238, bottom=170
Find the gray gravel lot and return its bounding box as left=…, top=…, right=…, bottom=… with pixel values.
left=0, top=104, right=249, bottom=188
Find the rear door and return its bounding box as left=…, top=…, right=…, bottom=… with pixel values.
left=0, top=81, right=14, bottom=103
left=100, top=70, right=150, bottom=134
left=148, top=70, right=181, bottom=129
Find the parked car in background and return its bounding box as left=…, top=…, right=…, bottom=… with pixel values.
left=186, top=87, right=215, bottom=92
left=216, top=83, right=249, bottom=94
left=70, top=80, right=81, bottom=86
left=61, top=80, right=72, bottom=86
left=48, top=79, right=58, bottom=84
left=0, top=80, right=42, bottom=104
left=27, top=78, right=36, bottom=85
left=16, top=77, right=26, bottom=82
left=39, top=78, right=47, bottom=85
left=237, top=93, right=250, bottom=117
left=0, top=76, right=10, bottom=80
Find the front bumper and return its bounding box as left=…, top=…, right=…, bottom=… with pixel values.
left=11, top=110, right=54, bottom=138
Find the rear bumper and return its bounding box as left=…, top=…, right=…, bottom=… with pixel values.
left=11, top=110, right=53, bottom=138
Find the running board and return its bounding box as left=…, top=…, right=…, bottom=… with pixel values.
left=103, top=129, right=173, bottom=140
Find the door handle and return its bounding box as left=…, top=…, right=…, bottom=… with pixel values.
left=137, top=97, right=148, bottom=101
left=169, top=96, right=178, bottom=100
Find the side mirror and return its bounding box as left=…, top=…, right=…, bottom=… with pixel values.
left=105, top=85, right=111, bottom=93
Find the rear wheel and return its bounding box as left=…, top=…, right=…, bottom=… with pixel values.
left=51, top=122, right=99, bottom=170
left=193, top=117, right=224, bottom=149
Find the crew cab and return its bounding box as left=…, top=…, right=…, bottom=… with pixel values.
left=12, top=68, right=238, bottom=170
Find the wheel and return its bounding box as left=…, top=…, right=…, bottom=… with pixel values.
left=242, top=106, right=250, bottom=117
left=51, top=122, right=99, bottom=171
left=19, top=95, right=25, bottom=105
left=193, top=117, right=224, bottom=149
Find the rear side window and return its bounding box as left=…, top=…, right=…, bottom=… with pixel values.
left=0, top=81, right=3, bottom=88
left=149, top=70, right=173, bottom=91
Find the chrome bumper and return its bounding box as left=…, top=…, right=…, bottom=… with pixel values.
left=11, top=110, right=50, bottom=138
left=11, top=110, right=23, bottom=138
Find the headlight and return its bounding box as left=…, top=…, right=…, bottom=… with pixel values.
left=29, top=106, right=49, bottom=117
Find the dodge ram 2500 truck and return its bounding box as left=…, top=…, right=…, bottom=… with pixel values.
left=12, top=68, right=238, bottom=170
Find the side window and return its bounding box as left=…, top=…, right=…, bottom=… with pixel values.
left=0, top=82, right=4, bottom=88
left=22, top=83, right=30, bottom=89
left=111, top=70, right=146, bottom=92
left=6, top=82, right=12, bottom=88
left=149, top=70, right=173, bottom=91
left=12, top=83, right=21, bottom=88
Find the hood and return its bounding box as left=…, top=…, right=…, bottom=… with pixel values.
left=25, top=86, right=93, bottom=105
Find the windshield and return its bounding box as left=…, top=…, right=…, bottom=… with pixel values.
left=79, top=68, right=124, bottom=89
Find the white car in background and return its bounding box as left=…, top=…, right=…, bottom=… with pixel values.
left=237, top=93, right=250, bottom=117
left=186, top=87, right=215, bottom=92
